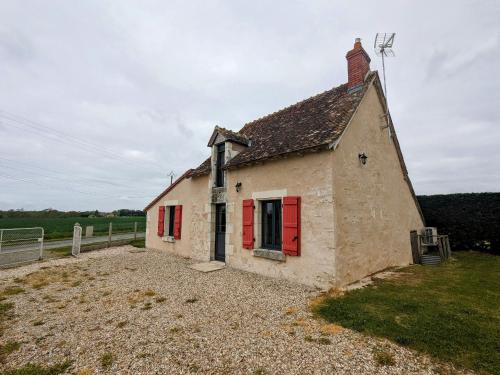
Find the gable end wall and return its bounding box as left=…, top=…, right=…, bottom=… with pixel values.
left=332, top=82, right=424, bottom=286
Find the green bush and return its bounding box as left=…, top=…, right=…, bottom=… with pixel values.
left=418, top=193, right=500, bottom=254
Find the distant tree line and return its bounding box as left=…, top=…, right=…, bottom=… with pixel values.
left=0, top=208, right=145, bottom=218
left=418, top=193, right=500, bottom=255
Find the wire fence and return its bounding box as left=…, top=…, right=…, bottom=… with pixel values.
left=0, top=227, right=44, bottom=267
left=0, top=221, right=145, bottom=268
left=40, top=220, right=146, bottom=240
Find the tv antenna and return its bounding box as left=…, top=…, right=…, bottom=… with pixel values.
left=166, top=171, right=176, bottom=185
left=374, top=33, right=396, bottom=132
left=374, top=33, right=395, bottom=101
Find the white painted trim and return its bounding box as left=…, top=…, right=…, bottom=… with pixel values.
left=252, top=189, right=287, bottom=200
left=164, top=200, right=179, bottom=206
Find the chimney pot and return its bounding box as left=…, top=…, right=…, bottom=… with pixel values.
left=346, top=38, right=371, bottom=93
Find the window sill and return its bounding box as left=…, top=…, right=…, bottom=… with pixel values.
left=253, top=248, right=285, bottom=262
left=162, top=236, right=175, bottom=243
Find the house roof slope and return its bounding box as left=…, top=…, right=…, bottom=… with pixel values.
left=190, top=157, right=211, bottom=178
left=191, top=72, right=374, bottom=175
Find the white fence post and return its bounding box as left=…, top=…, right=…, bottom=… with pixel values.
left=72, top=223, right=82, bottom=257
left=108, top=222, right=112, bottom=247
left=38, top=228, right=44, bottom=260
left=0, top=229, right=3, bottom=253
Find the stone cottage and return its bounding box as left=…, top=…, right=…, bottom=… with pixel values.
left=144, top=39, right=424, bottom=288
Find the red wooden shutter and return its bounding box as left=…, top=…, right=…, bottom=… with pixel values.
left=174, top=205, right=182, bottom=240
left=282, top=196, right=301, bottom=256
left=157, top=206, right=165, bottom=237
left=242, top=199, right=254, bottom=249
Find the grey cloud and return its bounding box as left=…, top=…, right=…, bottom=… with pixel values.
left=0, top=30, right=35, bottom=62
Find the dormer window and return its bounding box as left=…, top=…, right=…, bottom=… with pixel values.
left=215, top=143, right=225, bottom=187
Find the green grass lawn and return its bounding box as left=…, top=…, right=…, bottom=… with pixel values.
left=314, top=252, right=500, bottom=375
left=0, top=216, right=145, bottom=240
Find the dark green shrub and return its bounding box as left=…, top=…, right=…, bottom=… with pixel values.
left=418, top=193, right=500, bottom=254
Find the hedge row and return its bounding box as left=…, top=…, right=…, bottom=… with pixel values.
left=417, top=193, right=500, bottom=255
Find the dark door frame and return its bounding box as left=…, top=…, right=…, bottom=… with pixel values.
left=214, top=203, right=226, bottom=262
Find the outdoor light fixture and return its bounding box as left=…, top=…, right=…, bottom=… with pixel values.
left=235, top=182, right=242, bottom=192
left=358, top=153, right=368, bottom=165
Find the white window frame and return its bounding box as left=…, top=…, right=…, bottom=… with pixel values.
left=251, top=189, right=287, bottom=252
left=162, top=200, right=179, bottom=242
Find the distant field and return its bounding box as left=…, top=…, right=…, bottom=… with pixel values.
left=0, top=216, right=146, bottom=240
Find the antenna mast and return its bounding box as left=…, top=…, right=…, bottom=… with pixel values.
left=374, top=33, right=396, bottom=133
left=166, top=171, right=176, bottom=185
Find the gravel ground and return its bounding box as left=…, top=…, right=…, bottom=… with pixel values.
left=0, top=246, right=472, bottom=374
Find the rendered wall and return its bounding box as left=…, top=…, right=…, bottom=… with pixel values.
left=145, top=175, right=210, bottom=261
left=225, top=152, right=336, bottom=289
left=331, top=82, right=424, bottom=286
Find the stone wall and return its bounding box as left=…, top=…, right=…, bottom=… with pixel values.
left=145, top=175, right=211, bottom=262
left=225, top=152, right=336, bottom=289
left=331, top=82, right=424, bottom=286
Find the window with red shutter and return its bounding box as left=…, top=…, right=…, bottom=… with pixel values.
left=242, top=199, right=254, bottom=249
left=157, top=206, right=165, bottom=237
left=173, top=205, right=182, bottom=240
left=282, top=196, right=301, bottom=256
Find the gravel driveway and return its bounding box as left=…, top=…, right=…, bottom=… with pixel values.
left=0, top=246, right=468, bottom=374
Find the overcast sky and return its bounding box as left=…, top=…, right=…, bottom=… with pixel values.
left=1, top=1, right=499, bottom=211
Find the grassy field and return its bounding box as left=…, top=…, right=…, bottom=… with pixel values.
left=0, top=216, right=146, bottom=240
left=314, top=252, right=500, bottom=375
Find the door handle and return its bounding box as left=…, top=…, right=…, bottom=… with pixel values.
left=292, top=236, right=298, bottom=241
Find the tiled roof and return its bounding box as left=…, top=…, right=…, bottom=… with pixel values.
left=191, top=72, right=374, bottom=176
left=208, top=126, right=250, bottom=147
left=190, top=157, right=211, bottom=178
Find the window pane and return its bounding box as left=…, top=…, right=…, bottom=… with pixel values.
left=168, top=206, right=175, bottom=236
left=216, top=143, right=225, bottom=187
left=275, top=201, right=281, bottom=247
left=218, top=205, right=226, bottom=232
left=261, top=200, right=281, bottom=250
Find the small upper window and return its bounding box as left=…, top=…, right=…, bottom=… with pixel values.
left=261, top=200, right=281, bottom=250
left=215, top=143, right=225, bottom=187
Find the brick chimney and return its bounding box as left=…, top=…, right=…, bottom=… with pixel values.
left=346, top=38, right=371, bottom=93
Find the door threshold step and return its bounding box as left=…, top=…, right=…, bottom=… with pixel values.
left=188, top=261, right=226, bottom=273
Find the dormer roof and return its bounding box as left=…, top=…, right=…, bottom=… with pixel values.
left=207, top=126, right=250, bottom=147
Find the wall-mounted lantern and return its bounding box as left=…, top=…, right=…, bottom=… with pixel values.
left=358, top=153, right=368, bottom=165
left=235, top=182, right=242, bottom=192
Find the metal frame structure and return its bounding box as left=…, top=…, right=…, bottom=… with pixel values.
left=374, top=33, right=396, bottom=100
left=374, top=32, right=396, bottom=136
